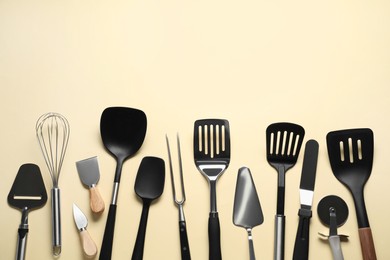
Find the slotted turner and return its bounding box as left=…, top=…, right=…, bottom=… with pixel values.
left=266, top=122, right=305, bottom=260
left=327, top=128, right=376, bottom=260
left=194, top=119, right=230, bottom=260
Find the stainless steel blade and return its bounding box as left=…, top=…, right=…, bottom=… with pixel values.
left=299, top=140, right=319, bottom=208
left=72, top=203, right=88, bottom=230
left=76, top=156, right=100, bottom=187
left=233, top=167, right=263, bottom=228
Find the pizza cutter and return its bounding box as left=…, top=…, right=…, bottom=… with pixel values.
left=317, top=195, right=349, bottom=260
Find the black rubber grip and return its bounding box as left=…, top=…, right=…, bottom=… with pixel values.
left=179, top=221, right=191, bottom=260
left=292, top=208, right=312, bottom=260
left=99, top=204, right=117, bottom=260
left=208, top=212, right=222, bottom=260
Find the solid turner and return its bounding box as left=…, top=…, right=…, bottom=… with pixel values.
left=326, top=128, right=376, bottom=260
left=266, top=122, right=305, bottom=260
left=194, top=119, right=230, bottom=260
left=100, top=107, right=147, bottom=260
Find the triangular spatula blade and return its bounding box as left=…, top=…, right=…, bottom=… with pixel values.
left=8, top=163, right=47, bottom=210
left=233, top=167, right=263, bottom=229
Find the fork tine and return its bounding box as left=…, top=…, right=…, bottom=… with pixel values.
left=176, top=134, right=186, bottom=201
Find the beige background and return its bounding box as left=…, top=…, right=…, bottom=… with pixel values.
left=1, top=0, right=389, bottom=259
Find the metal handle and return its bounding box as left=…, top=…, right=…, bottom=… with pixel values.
left=329, top=236, right=344, bottom=260
left=247, top=228, right=256, bottom=260
left=51, top=188, right=61, bottom=256
left=274, top=215, right=285, bottom=260
left=16, top=225, right=28, bottom=260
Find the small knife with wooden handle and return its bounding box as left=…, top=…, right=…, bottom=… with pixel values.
left=73, top=203, right=98, bottom=258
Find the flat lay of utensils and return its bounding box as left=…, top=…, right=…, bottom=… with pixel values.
left=76, top=156, right=105, bottom=213
left=327, top=128, right=377, bottom=260
left=73, top=203, right=98, bottom=258
left=8, top=164, right=47, bottom=260
left=194, top=119, right=231, bottom=260
left=318, top=195, right=349, bottom=260
left=36, top=112, right=70, bottom=256
left=99, top=107, right=147, bottom=260
left=166, top=134, right=191, bottom=260
left=132, top=156, right=165, bottom=260
left=233, top=167, right=263, bottom=260
left=266, top=122, right=304, bottom=260
left=292, top=140, right=319, bottom=260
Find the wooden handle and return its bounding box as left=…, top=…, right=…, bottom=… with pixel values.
left=80, top=230, right=98, bottom=258
left=89, top=186, right=105, bottom=214
left=358, top=227, right=377, bottom=260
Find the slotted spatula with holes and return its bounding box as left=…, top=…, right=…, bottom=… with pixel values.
left=326, top=128, right=377, bottom=260
left=266, top=122, right=305, bottom=260
left=194, top=119, right=230, bottom=260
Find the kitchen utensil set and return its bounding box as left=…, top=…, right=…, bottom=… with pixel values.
left=6, top=107, right=378, bottom=260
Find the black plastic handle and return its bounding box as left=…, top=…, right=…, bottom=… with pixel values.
left=132, top=202, right=150, bottom=260
left=179, top=221, right=191, bottom=260
left=99, top=204, right=117, bottom=260
left=208, top=212, right=222, bottom=260
left=292, top=208, right=312, bottom=260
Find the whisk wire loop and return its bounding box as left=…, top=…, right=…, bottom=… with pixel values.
left=36, top=113, right=70, bottom=188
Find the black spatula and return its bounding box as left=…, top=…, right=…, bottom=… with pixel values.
left=132, top=156, right=165, bottom=260
left=100, top=107, right=147, bottom=260
left=194, top=119, right=231, bottom=260
left=327, top=128, right=377, bottom=260
left=8, top=164, right=47, bottom=260
left=266, top=122, right=305, bottom=260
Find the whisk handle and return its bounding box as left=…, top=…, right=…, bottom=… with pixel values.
left=51, top=188, right=61, bottom=256
left=99, top=204, right=117, bottom=260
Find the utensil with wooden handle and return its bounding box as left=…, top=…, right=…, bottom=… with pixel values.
left=327, top=128, right=377, bottom=260
left=76, top=156, right=105, bottom=213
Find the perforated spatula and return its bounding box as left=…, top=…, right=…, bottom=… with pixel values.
left=8, top=164, right=47, bottom=260
left=194, top=119, right=230, bottom=260
left=266, top=122, right=305, bottom=260
left=327, top=128, right=377, bottom=260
